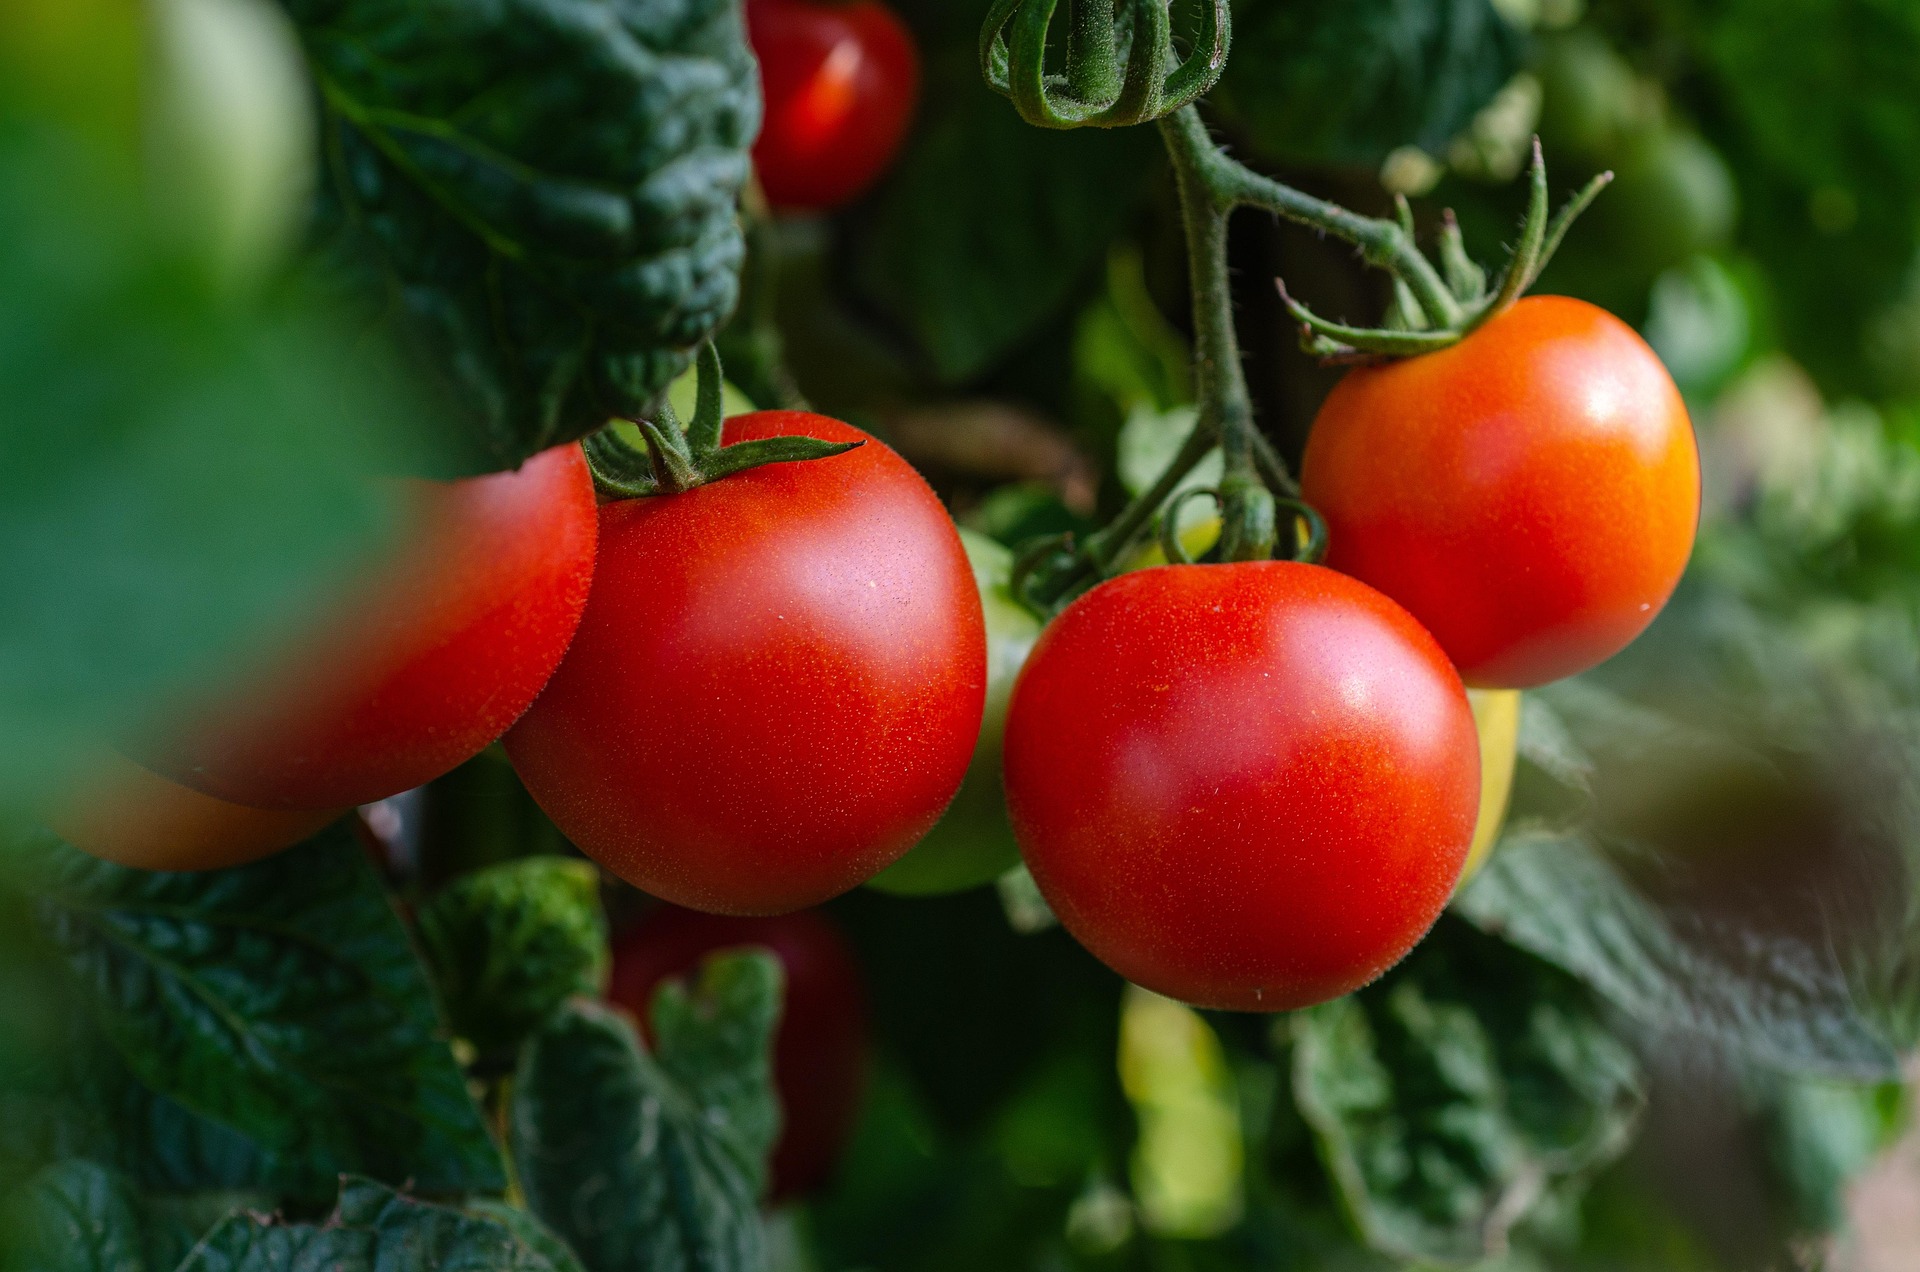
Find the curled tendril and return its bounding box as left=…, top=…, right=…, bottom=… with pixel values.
left=981, top=0, right=1229, bottom=130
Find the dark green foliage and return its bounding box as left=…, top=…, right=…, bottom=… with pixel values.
left=10, top=828, right=503, bottom=1198
left=1291, top=919, right=1643, bottom=1265
left=511, top=954, right=781, bottom=1272
left=176, top=1177, right=584, bottom=1272
left=1212, top=0, right=1525, bottom=168
left=416, top=857, right=608, bottom=1055
left=853, top=70, right=1160, bottom=383
left=282, top=0, right=762, bottom=468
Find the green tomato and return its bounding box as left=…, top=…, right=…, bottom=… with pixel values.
left=866, top=527, right=1040, bottom=896
left=1594, top=128, right=1738, bottom=276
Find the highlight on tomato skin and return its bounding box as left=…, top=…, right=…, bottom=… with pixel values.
left=1301, top=295, right=1701, bottom=690
left=505, top=411, right=987, bottom=917
left=607, top=905, right=869, bottom=1202
left=139, top=443, right=599, bottom=813
left=748, top=0, right=921, bottom=212
left=44, top=747, right=341, bottom=872
left=1002, top=561, right=1481, bottom=1013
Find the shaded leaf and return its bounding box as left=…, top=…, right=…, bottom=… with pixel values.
left=284, top=0, right=760, bottom=468
left=1291, top=918, right=1643, bottom=1266
left=178, top=1177, right=573, bottom=1272
left=13, top=827, right=503, bottom=1198
left=416, top=857, right=607, bottom=1055
left=1212, top=0, right=1526, bottom=169
left=853, top=73, right=1157, bottom=383
left=0, top=1160, right=155, bottom=1272
left=511, top=953, right=782, bottom=1272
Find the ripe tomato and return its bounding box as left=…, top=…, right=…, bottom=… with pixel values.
left=748, top=0, right=919, bottom=212
left=608, top=906, right=868, bottom=1201
left=145, top=444, right=597, bottom=810
left=1301, top=296, right=1699, bottom=688
left=46, top=748, right=340, bottom=871
left=505, top=412, right=986, bottom=915
left=866, top=528, right=1038, bottom=896
left=1002, top=562, right=1479, bottom=1012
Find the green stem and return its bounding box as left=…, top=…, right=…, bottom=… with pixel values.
left=1159, top=108, right=1463, bottom=329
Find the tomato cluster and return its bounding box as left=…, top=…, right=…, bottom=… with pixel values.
left=50, top=285, right=1695, bottom=1199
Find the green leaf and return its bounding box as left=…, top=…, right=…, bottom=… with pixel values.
left=177, top=1177, right=578, bottom=1272
left=1291, top=918, right=1643, bottom=1266
left=510, top=952, right=782, bottom=1272
left=0, top=1160, right=161, bottom=1272
left=1212, top=0, right=1526, bottom=169
left=282, top=0, right=760, bottom=469
left=1456, top=674, right=1920, bottom=1080
left=415, top=857, right=608, bottom=1055
left=852, top=72, right=1158, bottom=383
left=13, top=826, right=504, bottom=1198
left=0, top=112, right=445, bottom=813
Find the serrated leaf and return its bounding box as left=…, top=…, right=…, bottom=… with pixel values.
left=12, top=827, right=504, bottom=1198
left=415, top=857, right=607, bottom=1055
left=510, top=952, right=782, bottom=1272
left=177, top=1177, right=573, bottom=1272
left=1212, top=0, right=1526, bottom=169
left=1457, top=673, right=1920, bottom=1080
left=1291, top=918, right=1643, bottom=1266
left=282, top=0, right=760, bottom=469
left=853, top=74, right=1158, bottom=383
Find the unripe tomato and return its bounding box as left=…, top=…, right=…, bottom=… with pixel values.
left=866, top=528, right=1038, bottom=896
left=608, top=906, right=867, bottom=1201
left=1003, top=562, right=1479, bottom=1012
left=1301, top=296, right=1700, bottom=689
left=505, top=412, right=986, bottom=916
left=1459, top=688, right=1521, bottom=885
left=46, top=748, right=339, bottom=871
left=748, top=0, right=919, bottom=212
left=145, top=444, right=597, bottom=810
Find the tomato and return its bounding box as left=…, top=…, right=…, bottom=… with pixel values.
left=608, top=905, right=868, bottom=1201
left=1300, top=296, right=1700, bottom=689
left=505, top=412, right=986, bottom=916
left=46, top=748, right=340, bottom=871
left=1002, top=562, right=1479, bottom=1012
left=144, top=444, right=597, bottom=810
left=748, top=0, right=919, bottom=212
left=1459, top=688, right=1521, bottom=885
left=866, top=528, right=1038, bottom=896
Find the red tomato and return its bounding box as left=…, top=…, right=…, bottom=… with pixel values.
left=146, top=444, right=597, bottom=810
left=608, top=906, right=868, bottom=1201
left=46, top=748, right=340, bottom=871
left=505, top=412, right=986, bottom=915
left=1002, top=562, right=1479, bottom=1012
left=749, top=0, right=919, bottom=212
left=1300, top=295, right=1700, bottom=688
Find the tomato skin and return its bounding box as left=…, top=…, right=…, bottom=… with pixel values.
left=505, top=412, right=986, bottom=916
left=1002, top=562, right=1479, bottom=1012
left=749, top=0, right=919, bottom=212
left=147, top=444, right=598, bottom=811
left=47, top=749, right=340, bottom=872
left=608, top=906, right=867, bottom=1201
left=1301, top=296, right=1700, bottom=689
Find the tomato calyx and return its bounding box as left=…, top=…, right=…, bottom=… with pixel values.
left=1277, top=141, right=1615, bottom=363
left=979, top=0, right=1230, bottom=130
left=583, top=344, right=860, bottom=499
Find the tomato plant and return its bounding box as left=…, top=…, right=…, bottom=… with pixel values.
left=1003, top=562, right=1480, bottom=1011
left=140, top=444, right=597, bottom=811
left=1301, top=296, right=1701, bottom=688
left=506, top=411, right=985, bottom=916
left=749, top=0, right=919, bottom=212
left=608, top=905, right=867, bottom=1200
